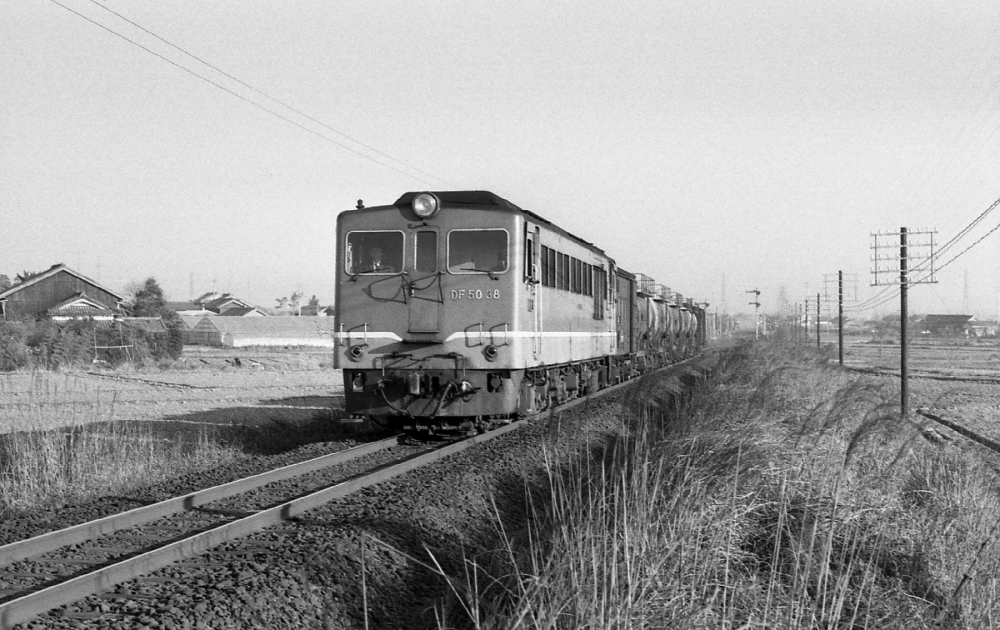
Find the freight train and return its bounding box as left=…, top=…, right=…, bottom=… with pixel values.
left=333, top=191, right=706, bottom=435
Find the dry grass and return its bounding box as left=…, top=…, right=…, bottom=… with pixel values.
left=0, top=371, right=241, bottom=515
left=418, top=341, right=1000, bottom=629
left=0, top=421, right=235, bottom=513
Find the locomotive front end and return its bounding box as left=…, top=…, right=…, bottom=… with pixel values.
left=334, top=192, right=527, bottom=434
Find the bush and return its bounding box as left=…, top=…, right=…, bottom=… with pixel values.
left=0, top=322, right=29, bottom=371
left=0, top=318, right=183, bottom=371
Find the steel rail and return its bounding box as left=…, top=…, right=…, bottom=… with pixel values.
left=0, top=435, right=400, bottom=569
left=0, top=424, right=520, bottom=628
left=916, top=409, right=1000, bottom=454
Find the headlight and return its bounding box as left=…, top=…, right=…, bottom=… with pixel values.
left=412, top=192, right=440, bottom=218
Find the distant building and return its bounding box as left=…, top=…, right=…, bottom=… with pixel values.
left=217, top=306, right=267, bottom=317
left=202, top=294, right=256, bottom=314
left=186, top=317, right=335, bottom=347
left=969, top=320, right=998, bottom=338
left=0, top=264, right=124, bottom=320
left=912, top=314, right=974, bottom=336
left=165, top=301, right=212, bottom=316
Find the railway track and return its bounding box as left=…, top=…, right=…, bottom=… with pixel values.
left=845, top=366, right=1000, bottom=385
left=0, top=358, right=709, bottom=628
left=0, top=434, right=429, bottom=627
left=916, top=408, right=1000, bottom=454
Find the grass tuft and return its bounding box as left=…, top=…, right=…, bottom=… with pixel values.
left=404, top=340, right=1000, bottom=629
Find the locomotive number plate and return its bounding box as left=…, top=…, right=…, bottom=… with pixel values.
left=450, top=289, right=501, bottom=300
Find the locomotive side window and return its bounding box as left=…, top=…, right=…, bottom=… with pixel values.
left=447, top=229, right=509, bottom=274
left=541, top=246, right=551, bottom=287
left=593, top=266, right=606, bottom=319
left=415, top=231, right=437, bottom=272
left=557, top=253, right=569, bottom=290
left=346, top=231, right=404, bottom=274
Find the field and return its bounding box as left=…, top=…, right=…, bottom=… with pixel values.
left=837, top=336, right=1000, bottom=444
left=0, top=346, right=345, bottom=436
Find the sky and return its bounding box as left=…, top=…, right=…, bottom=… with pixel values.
left=3, top=1, right=999, bottom=320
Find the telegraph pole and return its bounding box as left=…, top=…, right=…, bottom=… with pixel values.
left=900, top=228, right=909, bottom=418
left=871, top=227, right=937, bottom=420
left=838, top=271, right=844, bottom=365
left=816, top=292, right=821, bottom=348
left=804, top=297, right=809, bottom=340
left=747, top=289, right=761, bottom=340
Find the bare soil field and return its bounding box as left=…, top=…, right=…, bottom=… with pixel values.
left=841, top=337, right=1000, bottom=445
left=0, top=346, right=345, bottom=436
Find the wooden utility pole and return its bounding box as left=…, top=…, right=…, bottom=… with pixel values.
left=816, top=292, right=821, bottom=348
left=900, top=228, right=909, bottom=419
left=838, top=270, right=844, bottom=366
left=804, top=297, right=809, bottom=340
left=871, top=227, right=937, bottom=420
left=747, top=289, right=761, bottom=340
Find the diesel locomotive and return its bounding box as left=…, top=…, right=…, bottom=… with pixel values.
left=333, top=191, right=706, bottom=435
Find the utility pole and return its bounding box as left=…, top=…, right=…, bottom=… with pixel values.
left=804, top=296, right=809, bottom=340
left=871, top=227, right=937, bottom=420
left=794, top=303, right=800, bottom=343
left=747, top=288, right=761, bottom=340
left=816, top=292, right=821, bottom=348
left=838, top=271, right=844, bottom=365
left=900, top=229, right=908, bottom=418
left=825, top=271, right=857, bottom=365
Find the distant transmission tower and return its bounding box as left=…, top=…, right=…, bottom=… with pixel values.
left=721, top=273, right=728, bottom=314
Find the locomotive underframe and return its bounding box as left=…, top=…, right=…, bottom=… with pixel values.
left=341, top=347, right=687, bottom=436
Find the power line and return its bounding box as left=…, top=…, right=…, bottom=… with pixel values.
left=83, top=0, right=454, bottom=188
left=48, top=0, right=452, bottom=188
left=850, top=194, right=1000, bottom=313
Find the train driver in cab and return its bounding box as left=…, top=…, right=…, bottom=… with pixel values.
left=365, top=246, right=395, bottom=273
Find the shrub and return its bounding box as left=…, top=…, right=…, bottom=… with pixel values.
left=0, top=322, right=29, bottom=371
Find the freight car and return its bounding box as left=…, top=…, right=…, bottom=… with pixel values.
left=333, top=191, right=706, bottom=435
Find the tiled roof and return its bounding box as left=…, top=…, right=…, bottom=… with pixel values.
left=192, top=317, right=335, bottom=336
left=218, top=307, right=265, bottom=317
left=165, top=301, right=201, bottom=312
left=0, top=264, right=123, bottom=301
left=52, top=305, right=115, bottom=318
left=47, top=293, right=118, bottom=318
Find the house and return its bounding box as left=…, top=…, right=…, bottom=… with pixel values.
left=912, top=314, right=974, bottom=336
left=186, top=317, right=335, bottom=347
left=201, top=293, right=256, bottom=314
left=968, top=321, right=999, bottom=338
left=165, top=301, right=213, bottom=317
left=217, top=306, right=267, bottom=317
left=299, top=304, right=335, bottom=317
left=0, top=264, right=124, bottom=320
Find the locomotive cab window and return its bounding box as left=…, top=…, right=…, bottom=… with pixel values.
left=345, top=231, right=404, bottom=274
left=447, top=229, right=509, bottom=274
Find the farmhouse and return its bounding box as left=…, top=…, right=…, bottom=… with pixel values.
left=912, top=314, right=974, bottom=336
left=186, top=316, right=335, bottom=347
left=0, top=264, right=124, bottom=320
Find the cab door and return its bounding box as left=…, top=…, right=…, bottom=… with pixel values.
left=524, top=222, right=541, bottom=358
left=408, top=229, right=441, bottom=333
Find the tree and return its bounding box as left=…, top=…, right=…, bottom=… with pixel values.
left=0, top=275, right=10, bottom=292
left=130, top=277, right=167, bottom=317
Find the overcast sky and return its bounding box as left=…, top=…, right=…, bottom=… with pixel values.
left=3, top=1, right=999, bottom=319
